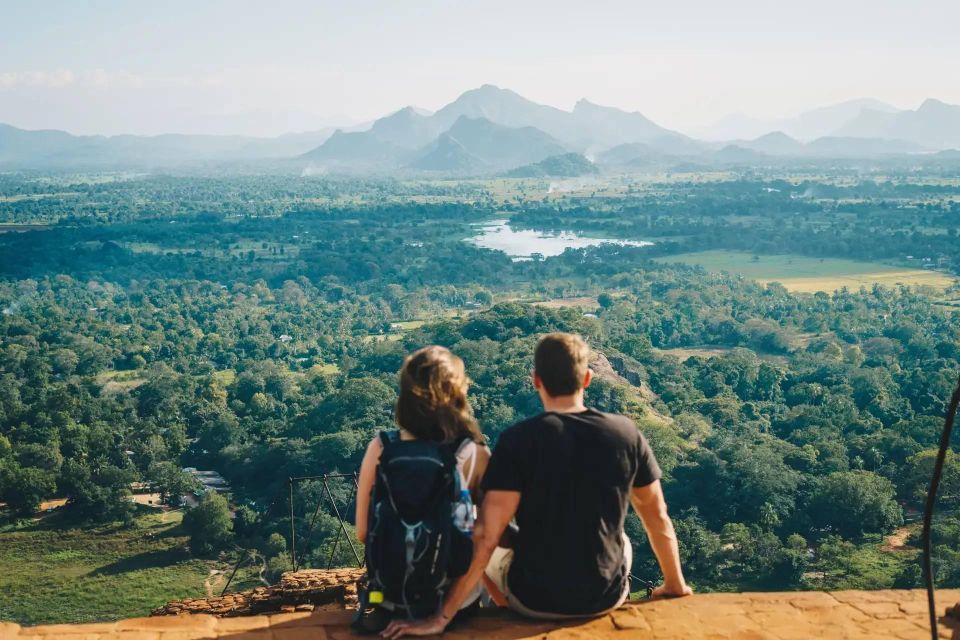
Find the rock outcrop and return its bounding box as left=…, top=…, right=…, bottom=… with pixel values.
left=151, top=568, right=365, bottom=617
left=10, top=589, right=960, bottom=639
left=591, top=351, right=673, bottom=424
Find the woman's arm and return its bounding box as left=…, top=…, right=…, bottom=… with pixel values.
left=354, top=437, right=383, bottom=543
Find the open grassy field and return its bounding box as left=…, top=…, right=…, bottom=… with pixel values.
left=0, top=194, right=78, bottom=204
left=654, top=346, right=736, bottom=360
left=390, top=320, right=426, bottom=330
left=533, top=296, right=600, bottom=309
left=95, top=370, right=147, bottom=395
left=121, top=239, right=304, bottom=261
left=653, top=345, right=792, bottom=366
left=306, top=363, right=340, bottom=375
left=657, top=251, right=957, bottom=293
left=0, top=509, right=215, bottom=625
left=211, top=369, right=237, bottom=386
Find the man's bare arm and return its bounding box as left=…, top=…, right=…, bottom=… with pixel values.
left=630, top=479, right=692, bottom=597
left=381, top=490, right=521, bottom=638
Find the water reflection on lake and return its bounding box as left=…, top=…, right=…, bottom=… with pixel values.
left=467, top=219, right=653, bottom=260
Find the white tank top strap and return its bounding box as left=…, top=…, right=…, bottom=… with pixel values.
left=455, top=440, right=479, bottom=486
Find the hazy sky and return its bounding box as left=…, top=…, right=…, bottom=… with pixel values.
left=2, top=0, right=958, bottom=137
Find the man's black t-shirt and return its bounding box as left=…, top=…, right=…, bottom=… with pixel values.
left=481, top=408, right=661, bottom=615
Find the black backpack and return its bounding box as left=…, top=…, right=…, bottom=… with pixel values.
left=364, top=431, right=473, bottom=618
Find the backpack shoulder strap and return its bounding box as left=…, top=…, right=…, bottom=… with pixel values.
left=378, top=430, right=401, bottom=449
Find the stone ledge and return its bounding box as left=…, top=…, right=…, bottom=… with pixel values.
left=11, top=590, right=960, bottom=639
left=152, top=569, right=365, bottom=618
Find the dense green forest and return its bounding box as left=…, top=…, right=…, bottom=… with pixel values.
left=2, top=170, right=960, bottom=611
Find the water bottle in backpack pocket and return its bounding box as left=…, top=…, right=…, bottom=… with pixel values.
left=452, top=487, right=475, bottom=533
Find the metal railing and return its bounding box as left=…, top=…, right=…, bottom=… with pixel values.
left=288, top=472, right=363, bottom=572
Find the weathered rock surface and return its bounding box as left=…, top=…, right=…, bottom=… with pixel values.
left=151, top=568, right=365, bottom=617
left=12, top=589, right=960, bottom=639
left=591, top=351, right=672, bottom=424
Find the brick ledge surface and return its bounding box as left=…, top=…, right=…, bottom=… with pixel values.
left=6, top=589, right=960, bottom=639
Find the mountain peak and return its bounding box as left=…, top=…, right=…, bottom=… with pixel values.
left=754, top=131, right=795, bottom=141
left=457, top=84, right=514, bottom=100
left=429, top=86, right=683, bottom=149
left=506, top=152, right=598, bottom=178
left=376, top=105, right=437, bottom=123
left=918, top=98, right=954, bottom=112
left=368, top=106, right=440, bottom=148
left=741, top=130, right=804, bottom=155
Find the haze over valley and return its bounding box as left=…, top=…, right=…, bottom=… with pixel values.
left=3, top=85, right=960, bottom=175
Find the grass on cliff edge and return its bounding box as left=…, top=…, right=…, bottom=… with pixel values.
left=0, top=508, right=213, bottom=626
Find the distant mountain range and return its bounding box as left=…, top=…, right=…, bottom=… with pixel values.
left=834, top=99, right=960, bottom=149
left=2, top=86, right=960, bottom=174
left=298, top=85, right=690, bottom=173
left=698, top=98, right=902, bottom=141
left=0, top=123, right=339, bottom=169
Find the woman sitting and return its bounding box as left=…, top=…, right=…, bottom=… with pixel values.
left=353, top=346, right=490, bottom=633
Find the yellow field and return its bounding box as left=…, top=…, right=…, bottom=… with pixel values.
left=534, top=296, right=600, bottom=309
left=764, top=270, right=955, bottom=293
left=654, top=346, right=733, bottom=360
left=0, top=193, right=78, bottom=203
left=657, top=251, right=957, bottom=294
left=654, top=346, right=790, bottom=364
left=307, top=363, right=340, bottom=375
left=95, top=370, right=147, bottom=395
left=210, top=369, right=237, bottom=385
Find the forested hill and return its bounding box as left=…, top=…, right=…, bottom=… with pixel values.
left=2, top=263, right=958, bottom=591
left=1, top=173, right=960, bottom=599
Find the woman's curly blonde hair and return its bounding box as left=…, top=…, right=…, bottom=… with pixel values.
left=395, top=346, right=484, bottom=444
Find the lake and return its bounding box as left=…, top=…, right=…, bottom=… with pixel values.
left=467, top=219, right=653, bottom=260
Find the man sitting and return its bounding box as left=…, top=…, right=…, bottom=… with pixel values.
left=383, top=332, right=690, bottom=637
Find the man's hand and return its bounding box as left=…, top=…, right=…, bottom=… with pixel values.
left=650, top=583, right=693, bottom=599
left=380, top=615, right=447, bottom=639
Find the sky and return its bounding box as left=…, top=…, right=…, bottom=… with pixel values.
left=2, top=0, right=959, bottom=137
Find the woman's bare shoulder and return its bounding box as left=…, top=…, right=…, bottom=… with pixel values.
left=364, top=435, right=384, bottom=458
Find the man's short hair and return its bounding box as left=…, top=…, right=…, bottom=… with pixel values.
left=534, top=333, right=590, bottom=396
